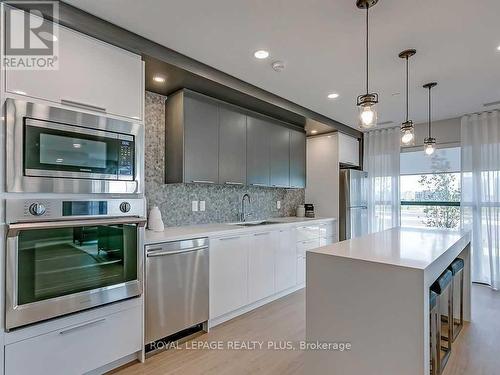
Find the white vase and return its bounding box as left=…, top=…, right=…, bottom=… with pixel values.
left=296, top=205, right=305, bottom=217
left=148, top=206, right=165, bottom=232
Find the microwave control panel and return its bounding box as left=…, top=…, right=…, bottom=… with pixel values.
left=118, top=139, right=134, bottom=179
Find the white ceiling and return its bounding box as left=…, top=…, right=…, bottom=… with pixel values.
left=66, top=0, right=500, bottom=129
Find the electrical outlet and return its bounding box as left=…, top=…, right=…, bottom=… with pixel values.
left=277, top=200, right=281, bottom=209
left=191, top=200, right=199, bottom=212
left=199, top=200, right=206, bottom=212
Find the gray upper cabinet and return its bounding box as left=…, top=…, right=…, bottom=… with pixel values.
left=290, top=130, right=306, bottom=188
left=166, top=89, right=306, bottom=188
left=218, top=106, right=247, bottom=185
left=246, top=116, right=270, bottom=186
left=166, top=91, right=219, bottom=184
left=269, top=124, right=290, bottom=188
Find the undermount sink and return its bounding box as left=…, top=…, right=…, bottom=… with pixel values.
left=231, top=220, right=283, bottom=227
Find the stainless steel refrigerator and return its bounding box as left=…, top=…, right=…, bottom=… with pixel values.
left=339, top=169, right=368, bottom=241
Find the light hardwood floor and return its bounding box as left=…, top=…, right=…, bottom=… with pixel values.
left=115, top=284, right=499, bottom=375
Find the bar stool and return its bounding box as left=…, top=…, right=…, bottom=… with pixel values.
left=429, top=290, right=440, bottom=375
left=431, top=269, right=453, bottom=374
left=448, top=258, right=464, bottom=341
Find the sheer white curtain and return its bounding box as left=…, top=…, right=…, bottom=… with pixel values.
left=461, top=111, right=500, bottom=290
left=364, top=127, right=401, bottom=233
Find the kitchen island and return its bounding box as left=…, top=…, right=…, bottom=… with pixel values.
left=305, top=227, right=471, bottom=375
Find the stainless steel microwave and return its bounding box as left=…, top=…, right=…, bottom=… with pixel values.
left=5, top=99, right=144, bottom=194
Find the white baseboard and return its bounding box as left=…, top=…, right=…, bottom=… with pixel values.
left=208, top=283, right=305, bottom=329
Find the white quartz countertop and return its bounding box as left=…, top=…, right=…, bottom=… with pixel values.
left=144, top=216, right=336, bottom=245
left=309, top=227, right=471, bottom=270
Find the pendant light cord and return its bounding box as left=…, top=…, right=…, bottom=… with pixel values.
left=428, top=86, right=432, bottom=138
left=405, top=57, right=409, bottom=122
left=366, top=6, right=369, bottom=95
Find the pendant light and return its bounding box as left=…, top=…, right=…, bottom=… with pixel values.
left=399, top=49, right=416, bottom=145
left=423, top=82, right=438, bottom=155
left=356, top=0, right=379, bottom=129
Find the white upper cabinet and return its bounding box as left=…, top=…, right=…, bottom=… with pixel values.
left=5, top=15, right=143, bottom=120
left=338, top=133, right=360, bottom=166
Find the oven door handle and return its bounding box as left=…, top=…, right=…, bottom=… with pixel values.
left=7, top=217, right=147, bottom=237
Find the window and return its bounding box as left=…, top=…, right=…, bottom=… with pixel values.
left=400, top=147, right=461, bottom=229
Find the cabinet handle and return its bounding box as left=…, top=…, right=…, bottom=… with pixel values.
left=61, top=99, right=107, bottom=113
left=219, top=236, right=241, bottom=241
left=59, top=318, right=106, bottom=335
left=251, top=183, right=267, bottom=187
left=253, top=232, right=270, bottom=236
left=225, top=181, right=244, bottom=185
left=192, top=180, right=215, bottom=184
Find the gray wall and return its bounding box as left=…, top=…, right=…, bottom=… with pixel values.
left=144, top=91, right=305, bottom=226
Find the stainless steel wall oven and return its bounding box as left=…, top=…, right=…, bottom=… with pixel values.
left=5, top=198, right=146, bottom=330
left=5, top=99, right=144, bottom=194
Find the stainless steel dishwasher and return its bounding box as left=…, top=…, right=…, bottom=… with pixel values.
left=145, top=238, right=209, bottom=345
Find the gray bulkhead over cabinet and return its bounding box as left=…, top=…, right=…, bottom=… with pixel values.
left=269, top=123, right=290, bottom=187
left=166, top=91, right=219, bottom=183
left=218, top=106, right=247, bottom=185
left=246, top=116, right=270, bottom=186
left=290, top=130, right=306, bottom=188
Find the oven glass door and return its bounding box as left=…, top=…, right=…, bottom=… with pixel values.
left=17, top=223, right=138, bottom=306
left=24, top=118, right=134, bottom=181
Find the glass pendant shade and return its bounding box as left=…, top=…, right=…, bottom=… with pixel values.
left=424, top=137, right=436, bottom=155
left=423, top=82, right=438, bottom=156
left=359, top=104, right=377, bottom=128
left=400, top=121, right=415, bottom=146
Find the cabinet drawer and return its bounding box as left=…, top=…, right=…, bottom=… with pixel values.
left=297, top=256, right=306, bottom=285
left=320, top=236, right=335, bottom=246
left=297, top=238, right=320, bottom=257
left=296, top=225, right=320, bottom=242
left=5, top=306, right=141, bottom=375
left=319, top=222, right=334, bottom=238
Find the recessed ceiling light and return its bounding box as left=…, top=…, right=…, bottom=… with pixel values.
left=153, top=75, right=166, bottom=83
left=327, top=93, right=339, bottom=99
left=497, top=45, right=500, bottom=51
left=311, top=130, right=318, bottom=134
left=254, top=50, right=269, bottom=59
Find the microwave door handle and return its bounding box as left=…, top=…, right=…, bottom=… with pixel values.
left=7, top=217, right=147, bottom=237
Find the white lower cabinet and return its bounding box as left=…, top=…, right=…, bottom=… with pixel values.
left=209, top=220, right=337, bottom=324
left=248, top=231, right=277, bottom=302
left=320, top=236, right=335, bottom=246
left=210, top=235, right=249, bottom=318
left=5, top=305, right=141, bottom=375
left=275, top=228, right=297, bottom=291
left=297, top=255, right=306, bottom=285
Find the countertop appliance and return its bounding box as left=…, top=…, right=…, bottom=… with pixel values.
left=339, top=169, right=368, bottom=241
left=304, top=203, right=315, bottom=218
left=5, top=198, right=146, bottom=330
left=5, top=98, right=143, bottom=194
left=145, top=238, right=209, bottom=345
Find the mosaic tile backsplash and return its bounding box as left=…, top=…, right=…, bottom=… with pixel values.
left=144, top=91, right=305, bottom=227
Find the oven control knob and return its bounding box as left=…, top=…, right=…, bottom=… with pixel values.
left=119, top=202, right=131, bottom=213
left=29, top=203, right=46, bottom=216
